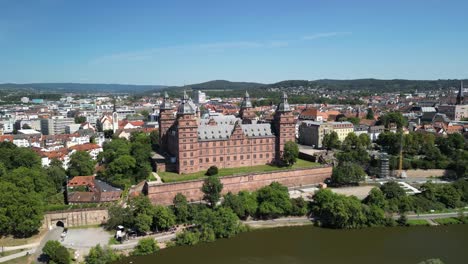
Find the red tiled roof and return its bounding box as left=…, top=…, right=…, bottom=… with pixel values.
left=68, top=176, right=95, bottom=187
left=69, top=143, right=100, bottom=151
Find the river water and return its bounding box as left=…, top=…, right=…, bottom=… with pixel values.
left=115, top=224, right=468, bottom=264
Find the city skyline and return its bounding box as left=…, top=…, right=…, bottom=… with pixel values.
left=1, top=0, right=468, bottom=85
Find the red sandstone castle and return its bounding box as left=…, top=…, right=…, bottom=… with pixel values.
left=158, top=91, right=295, bottom=174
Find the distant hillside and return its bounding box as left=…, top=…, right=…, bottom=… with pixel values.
left=266, top=79, right=466, bottom=92
left=0, top=83, right=167, bottom=94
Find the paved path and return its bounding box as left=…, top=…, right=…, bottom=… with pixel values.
left=0, top=248, right=36, bottom=263
left=244, top=217, right=312, bottom=228
left=111, top=233, right=176, bottom=250
left=151, top=172, right=162, bottom=184
left=32, top=227, right=63, bottom=263
left=1, top=242, right=39, bottom=252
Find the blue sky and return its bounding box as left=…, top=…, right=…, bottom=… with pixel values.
left=1, top=0, right=467, bottom=85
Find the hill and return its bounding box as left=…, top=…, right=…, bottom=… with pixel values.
left=0, top=83, right=167, bottom=94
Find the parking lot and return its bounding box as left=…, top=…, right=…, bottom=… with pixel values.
left=61, top=227, right=112, bottom=259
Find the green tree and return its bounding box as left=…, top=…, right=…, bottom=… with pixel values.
left=366, top=108, right=374, bottom=120
left=380, top=181, right=406, bottom=200
left=105, top=205, right=135, bottom=231
left=43, top=240, right=70, bottom=264
left=358, top=133, right=371, bottom=149
left=331, top=162, right=366, bottom=186
left=256, top=182, right=292, bottom=219
left=85, top=244, right=120, bottom=264
left=363, top=188, right=387, bottom=209
left=139, top=110, right=150, bottom=121
left=149, top=130, right=159, bottom=150
left=202, top=175, right=223, bottom=208
left=378, top=111, right=408, bottom=128
left=322, top=131, right=341, bottom=150
left=205, top=165, right=219, bottom=176
left=173, top=193, right=190, bottom=223
left=194, top=207, right=243, bottom=239
left=175, top=230, right=200, bottom=246
left=68, top=151, right=95, bottom=177
left=131, top=237, right=159, bottom=256
left=75, top=116, right=86, bottom=124
left=222, top=191, right=258, bottom=220
left=290, top=197, right=308, bottom=216
left=282, top=141, right=299, bottom=166
left=153, top=205, right=176, bottom=231
left=45, top=163, right=67, bottom=193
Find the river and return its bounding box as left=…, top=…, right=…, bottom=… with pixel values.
left=115, top=224, right=468, bottom=264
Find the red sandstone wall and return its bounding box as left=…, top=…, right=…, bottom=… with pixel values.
left=146, top=166, right=332, bottom=205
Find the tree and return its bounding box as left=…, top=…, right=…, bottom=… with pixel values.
left=380, top=181, right=406, bottom=200
left=222, top=191, right=258, bottom=220
left=85, top=244, right=120, bottom=264
left=173, top=193, right=190, bottom=223
left=322, top=131, right=341, bottom=150
left=175, top=230, right=200, bottom=246
left=358, top=133, right=371, bottom=149
left=290, top=197, right=308, bottom=216
left=282, top=141, right=299, bottom=166
left=131, top=238, right=158, bottom=256
left=105, top=205, right=134, bottom=231
left=363, top=188, right=387, bottom=209
left=202, top=175, right=223, bottom=208
left=139, top=110, right=150, bottom=121
left=149, top=130, right=159, bottom=150
left=256, top=182, right=292, bottom=219
left=153, top=205, right=176, bottom=231
left=68, top=151, right=95, bottom=177
left=205, top=165, right=219, bottom=176
left=128, top=196, right=155, bottom=234
left=331, top=162, right=366, bottom=186
left=366, top=108, right=374, bottom=120
left=43, top=240, right=70, bottom=264
left=75, top=116, right=86, bottom=124
left=194, top=207, right=243, bottom=239
left=378, top=111, right=407, bottom=128
left=45, top=163, right=67, bottom=193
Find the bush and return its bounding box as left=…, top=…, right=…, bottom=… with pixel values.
left=205, top=166, right=219, bottom=176
left=175, top=230, right=200, bottom=246
left=131, top=238, right=159, bottom=256
left=42, top=240, right=70, bottom=264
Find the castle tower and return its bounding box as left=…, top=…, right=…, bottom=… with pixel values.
left=176, top=91, right=199, bottom=174
left=239, top=91, right=256, bottom=123
left=158, top=92, right=175, bottom=150
left=273, top=92, right=295, bottom=163
left=457, top=81, right=464, bottom=105
left=112, top=99, right=118, bottom=134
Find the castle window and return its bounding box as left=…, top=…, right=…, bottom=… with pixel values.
left=240, top=155, right=244, bottom=160
left=213, top=157, right=217, bottom=162
left=260, top=154, right=263, bottom=158
left=190, top=152, right=193, bottom=157
left=190, top=160, right=194, bottom=165
left=206, top=158, right=209, bottom=162
left=253, top=154, right=256, bottom=159
left=227, top=156, right=230, bottom=161
left=199, top=158, right=203, bottom=163
left=183, top=153, right=187, bottom=157
left=183, top=161, right=187, bottom=166
left=220, top=157, right=223, bottom=161
left=266, top=153, right=269, bottom=158
left=247, top=155, right=250, bottom=159
left=234, top=156, right=237, bottom=161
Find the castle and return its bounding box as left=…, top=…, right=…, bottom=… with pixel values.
left=158, top=91, right=295, bottom=174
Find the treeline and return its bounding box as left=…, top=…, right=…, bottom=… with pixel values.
left=0, top=142, right=67, bottom=237
left=266, top=79, right=466, bottom=92
left=97, top=131, right=158, bottom=188
left=376, top=132, right=467, bottom=177
left=313, top=179, right=468, bottom=228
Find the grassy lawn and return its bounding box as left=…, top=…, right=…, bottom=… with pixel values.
left=159, top=159, right=320, bottom=183
left=1, top=255, right=29, bottom=264
left=407, top=219, right=429, bottom=226
left=0, top=229, right=46, bottom=247
left=434, top=217, right=462, bottom=225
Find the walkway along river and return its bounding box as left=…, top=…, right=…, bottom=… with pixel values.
left=115, top=224, right=468, bottom=264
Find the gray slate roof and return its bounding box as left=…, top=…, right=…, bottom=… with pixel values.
left=197, top=120, right=273, bottom=141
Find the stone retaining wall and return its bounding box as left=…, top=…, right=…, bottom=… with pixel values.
left=42, top=208, right=109, bottom=229
left=145, top=166, right=332, bottom=205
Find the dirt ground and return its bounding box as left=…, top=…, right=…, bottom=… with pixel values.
left=404, top=169, right=446, bottom=178
left=330, top=185, right=375, bottom=199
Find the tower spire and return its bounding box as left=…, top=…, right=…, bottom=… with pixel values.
left=457, top=80, right=464, bottom=105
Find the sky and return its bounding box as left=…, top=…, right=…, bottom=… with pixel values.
left=0, top=0, right=467, bottom=85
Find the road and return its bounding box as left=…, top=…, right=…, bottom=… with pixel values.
left=405, top=212, right=463, bottom=220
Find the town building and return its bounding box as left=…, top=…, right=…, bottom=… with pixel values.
left=41, top=116, right=75, bottom=135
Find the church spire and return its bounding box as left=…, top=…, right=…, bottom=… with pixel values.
left=276, top=92, right=291, bottom=112
left=241, top=90, right=252, bottom=109
left=457, top=80, right=464, bottom=105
